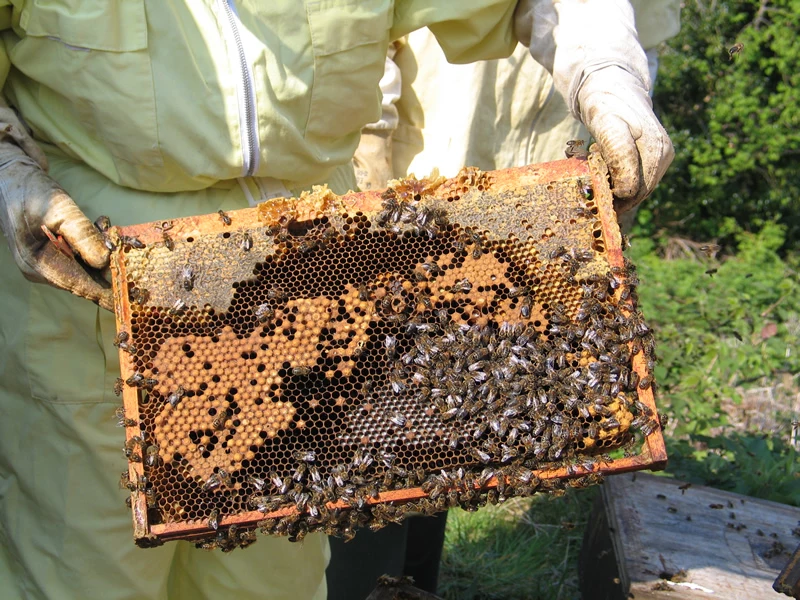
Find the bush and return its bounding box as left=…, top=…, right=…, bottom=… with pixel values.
left=642, top=0, right=800, bottom=252
left=631, top=221, right=800, bottom=504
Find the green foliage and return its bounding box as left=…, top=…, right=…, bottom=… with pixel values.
left=667, top=433, right=800, bottom=505
left=631, top=222, right=800, bottom=504
left=643, top=0, right=800, bottom=251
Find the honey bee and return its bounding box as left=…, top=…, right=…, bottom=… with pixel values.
left=292, top=366, right=311, bottom=377
left=119, top=235, right=145, bottom=250
left=207, top=509, right=220, bottom=531
left=168, top=299, right=187, bottom=316
left=113, top=377, right=124, bottom=397
left=167, top=386, right=185, bottom=408
left=94, top=215, right=111, bottom=232
left=181, top=265, right=195, bottom=291
left=384, top=335, right=398, bottom=360
left=139, top=444, right=159, bottom=468
left=728, top=42, right=744, bottom=59
left=241, top=232, right=253, bottom=251
left=114, top=406, right=137, bottom=428
left=565, top=139, right=588, bottom=159
left=293, top=450, right=316, bottom=463
left=130, top=287, right=150, bottom=305
left=255, top=303, right=275, bottom=324
left=118, top=469, right=133, bottom=490
left=126, top=372, right=145, bottom=387
left=211, top=412, right=228, bottom=430
left=451, top=278, right=472, bottom=293
left=161, top=231, right=175, bottom=251
left=218, top=209, right=232, bottom=225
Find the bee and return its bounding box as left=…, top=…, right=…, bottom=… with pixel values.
left=167, top=386, right=185, bottom=408
left=130, top=288, right=150, bottom=305
left=207, top=509, right=220, bottom=531
left=126, top=372, right=145, bottom=388
left=211, top=413, right=228, bottom=430
left=519, top=295, right=533, bottom=319
left=728, top=42, right=744, bottom=60
left=114, top=406, right=137, bottom=428
left=352, top=340, right=368, bottom=359
left=142, top=377, right=158, bottom=390
left=181, top=265, right=195, bottom=291
left=123, top=436, right=144, bottom=461
left=113, top=331, right=129, bottom=347
left=204, top=469, right=231, bottom=492
left=218, top=209, right=232, bottom=225
left=451, top=278, right=472, bottom=294
left=360, top=379, right=374, bottom=397
left=577, top=178, right=594, bottom=200
left=292, top=366, right=311, bottom=377
left=119, top=235, right=145, bottom=250
left=298, top=238, right=319, bottom=254
left=421, top=261, right=443, bottom=277
left=113, top=377, right=124, bottom=397
left=388, top=412, right=407, bottom=428
left=241, top=232, right=253, bottom=251
left=384, top=335, right=398, bottom=360
left=388, top=370, right=407, bottom=393
left=565, top=139, right=588, bottom=159
left=266, top=286, right=287, bottom=303
left=248, top=476, right=268, bottom=493
left=157, top=230, right=174, bottom=251
left=168, top=299, right=186, bottom=316
left=94, top=215, right=111, bottom=233
left=103, top=236, right=117, bottom=251
left=254, top=303, right=274, bottom=324
left=293, top=450, right=316, bottom=463
left=144, top=445, right=161, bottom=467
left=118, top=469, right=132, bottom=490
left=638, top=374, right=653, bottom=390
left=699, top=244, right=721, bottom=258
left=705, top=268, right=717, bottom=277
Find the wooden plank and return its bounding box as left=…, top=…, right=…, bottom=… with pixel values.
left=600, top=473, right=800, bottom=599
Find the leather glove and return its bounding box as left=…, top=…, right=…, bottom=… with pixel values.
left=515, top=0, right=674, bottom=212
left=0, top=103, right=113, bottom=310
left=353, top=130, right=394, bottom=191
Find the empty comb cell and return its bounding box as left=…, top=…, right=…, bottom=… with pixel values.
left=110, top=154, right=665, bottom=549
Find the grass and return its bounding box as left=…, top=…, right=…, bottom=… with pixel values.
left=440, top=489, right=597, bottom=600
left=438, top=222, right=800, bottom=599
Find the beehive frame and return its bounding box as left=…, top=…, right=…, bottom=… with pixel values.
left=110, top=153, right=666, bottom=548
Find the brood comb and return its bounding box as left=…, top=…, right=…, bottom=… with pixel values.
left=109, top=154, right=666, bottom=549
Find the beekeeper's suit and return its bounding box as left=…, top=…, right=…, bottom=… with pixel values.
left=0, top=1, right=673, bottom=599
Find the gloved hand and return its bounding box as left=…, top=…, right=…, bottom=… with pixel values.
left=0, top=104, right=113, bottom=310
left=576, top=65, right=673, bottom=212
left=515, top=0, right=674, bottom=212
left=353, top=130, right=394, bottom=191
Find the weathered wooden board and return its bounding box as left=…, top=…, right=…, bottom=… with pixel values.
left=581, top=472, right=800, bottom=599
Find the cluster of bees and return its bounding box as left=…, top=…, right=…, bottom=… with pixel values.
left=113, top=168, right=660, bottom=550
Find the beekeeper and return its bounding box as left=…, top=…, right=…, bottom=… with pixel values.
left=0, top=2, right=674, bottom=599
left=339, top=2, right=680, bottom=596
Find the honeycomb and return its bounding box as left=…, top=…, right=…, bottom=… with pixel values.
left=109, top=154, right=665, bottom=550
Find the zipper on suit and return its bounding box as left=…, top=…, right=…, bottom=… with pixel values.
left=218, top=0, right=260, bottom=177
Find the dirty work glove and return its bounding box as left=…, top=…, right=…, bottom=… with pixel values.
left=353, top=130, right=394, bottom=191
left=0, top=104, right=113, bottom=310
left=515, top=0, right=674, bottom=212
